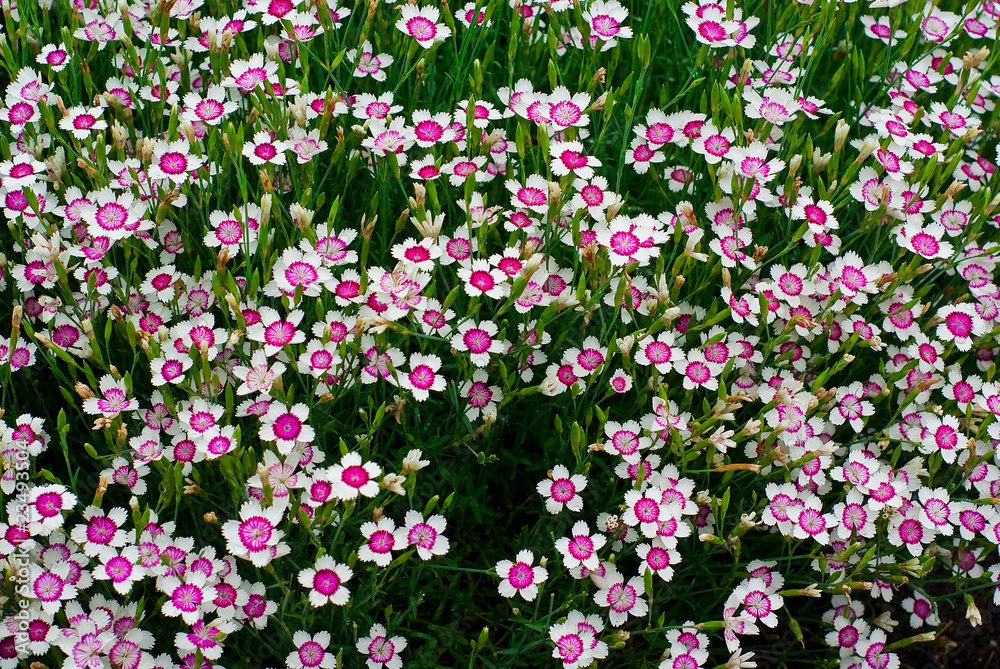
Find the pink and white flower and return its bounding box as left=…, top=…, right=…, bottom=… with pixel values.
left=357, top=624, right=407, bottom=669
left=594, top=573, right=647, bottom=627
left=358, top=518, right=405, bottom=567
left=555, top=521, right=606, bottom=571
left=327, top=451, right=381, bottom=500
left=395, top=5, right=452, bottom=48
left=496, top=549, right=548, bottom=601
left=221, top=499, right=287, bottom=566
left=403, top=353, right=446, bottom=402
left=297, top=556, right=352, bottom=607
left=244, top=130, right=288, bottom=166
left=403, top=510, right=450, bottom=560
left=537, top=465, right=587, bottom=514
left=451, top=320, right=504, bottom=367
left=259, top=403, right=314, bottom=454
left=81, top=375, right=138, bottom=418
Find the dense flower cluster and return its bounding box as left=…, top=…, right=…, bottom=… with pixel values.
left=2, top=0, right=1000, bottom=667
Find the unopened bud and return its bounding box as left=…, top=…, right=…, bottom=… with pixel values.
left=788, top=154, right=802, bottom=179
left=834, top=119, right=850, bottom=152
left=260, top=193, right=272, bottom=227
left=290, top=203, right=315, bottom=231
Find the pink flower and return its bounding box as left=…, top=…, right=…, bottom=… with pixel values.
left=919, top=414, right=967, bottom=463
left=624, top=136, right=664, bottom=174
left=676, top=349, right=723, bottom=391
left=37, top=42, right=70, bottom=71
left=225, top=54, right=278, bottom=92
left=547, top=87, right=591, bottom=128
left=59, top=105, right=107, bottom=139
left=285, top=631, right=335, bottom=669
left=609, top=368, right=634, bottom=394
left=451, top=320, right=504, bottom=367
left=787, top=495, right=835, bottom=545
left=159, top=571, right=215, bottom=624
left=150, top=355, right=193, bottom=386
left=221, top=499, right=287, bottom=566
left=691, top=121, right=735, bottom=163
left=246, top=307, right=305, bottom=356
left=603, top=420, right=651, bottom=463
left=583, top=0, right=632, bottom=42
left=742, top=87, right=801, bottom=125
left=25, top=561, right=78, bottom=615
left=830, top=382, right=875, bottom=432
left=729, top=577, right=784, bottom=628
left=70, top=505, right=128, bottom=557
left=686, top=14, right=738, bottom=47
left=496, top=549, right=548, bottom=601
left=149, top=139, right=204, bottom=184
left=459, top=369, right=502, bottom=420
left=506, top=175, right=551, bottom=214
left=593, top=573, right=647, bottom=627
left=637, top=541, right=680, bottom=582
left=936, top=303, right=987, bottom=351
left=457, top=259, right=507, bottom=299
left=244, top=130, right=288, bottom=166
left=327, top=451, right=381, bottom=499
left=550, top=140, right=601, bottom=179
left=298, top=556, right=352, bottom=607
left=555, top=521, right=606, bottom=571
left=403, top=510, right=449, bottom=559
left=548, top=620, right=595, bottom=669
left=362, top=118, right=416, bottom=164
left=357, top=624, right=407, bottom=669
left=358, top=518, right=405, bottom=567
left=634, top=332, right=680, bottom=373
left=395, top=4, right=451, bottom=47
left=622, top=488, right=669, bottom=538
left=537, top=465, right=587, bottom=514
left=888, top=505, right=934, bottom=557
left=259, top=403, right=314, bottom=454
left=233, top=349, right=286, bottom=396
left=81, top=375, right=137, bottom=418
left=403, top=353, right=445, bottom=402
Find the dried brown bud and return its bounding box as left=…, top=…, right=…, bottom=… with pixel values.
left=361, top=213, right=378, bottom=240
left=259, top=169, right=273, bottom=194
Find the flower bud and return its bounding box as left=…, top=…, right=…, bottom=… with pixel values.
left=260, top=193, right=272, bottom=227
left=401, top=449, right=429, bottom=474
left=111, top=122, right=129, bottom=150
left=812, top=148, right=831, bottom=172
left=180, top=120, right=197, bottom=145
left=381, top=473, right=406, bottom=495
left=538, top=376, right=560, bottom=396
left=290, top=203, right=315, bottom=231
left=616, top=335, right=635, bottom=357
left=788, top=154, right=802, bottom=179
left=854, top=136, right=879, bottom=163
left=263, top=35, right=281, bottom=61
left=139, top=137, right=155, bottom=162
left=834, top=119, right=849, bottom=152
left=873, top=611, right=898, bottom=632
left=965, top=594, right=982, bottom=627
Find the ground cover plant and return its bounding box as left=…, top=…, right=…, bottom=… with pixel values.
left=2, top=0, right=1000, bottom=667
